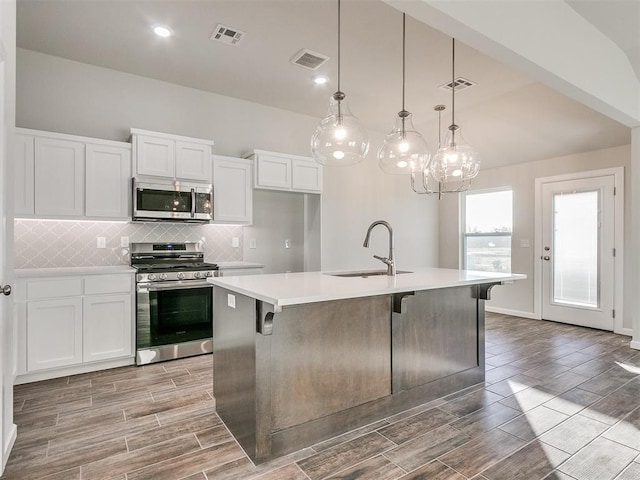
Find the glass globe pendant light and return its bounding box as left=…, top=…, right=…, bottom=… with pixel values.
left=311, top=0, right=369, bottom=166
left=378, top=13, right=430, bottom=175
left=429, top=38, right=480, bottom=185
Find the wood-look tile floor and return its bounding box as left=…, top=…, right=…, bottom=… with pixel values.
left=4, top=313, right=640, bottom=480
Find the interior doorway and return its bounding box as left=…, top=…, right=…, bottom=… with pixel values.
left=535, top=168, right=624, bottom=333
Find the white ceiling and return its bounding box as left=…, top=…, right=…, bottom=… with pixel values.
left=566, top=0, right=640, bottom=81
left=16, top=0, right=632, bottom=169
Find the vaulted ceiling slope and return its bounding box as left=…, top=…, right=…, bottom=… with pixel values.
left=16, top=0, right=632, bottom=168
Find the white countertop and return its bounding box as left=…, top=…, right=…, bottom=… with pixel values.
left=209, top=268, right=526, bottom=308
left=15, top=266, right=135, bottom=278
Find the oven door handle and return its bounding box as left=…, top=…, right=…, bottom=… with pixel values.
left=138, top=281, right=213, bottom=292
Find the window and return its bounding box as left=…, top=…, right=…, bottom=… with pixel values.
left=463, top=189, right=513, bottom=273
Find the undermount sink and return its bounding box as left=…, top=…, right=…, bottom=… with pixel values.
left=329, top=270, right=412, bottom=278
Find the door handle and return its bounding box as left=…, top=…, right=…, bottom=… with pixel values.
left=543, top=256, right=551, bottom=261
left=1, top=284, right=11, bottom=296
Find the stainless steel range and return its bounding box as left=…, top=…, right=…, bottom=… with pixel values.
left=131, top=242, right=218, bottom=365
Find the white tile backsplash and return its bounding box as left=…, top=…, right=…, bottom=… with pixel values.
left=14, top=219, right=243, bottom=268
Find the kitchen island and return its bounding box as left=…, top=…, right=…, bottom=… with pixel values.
left=210, top=268, right=525, bottom=463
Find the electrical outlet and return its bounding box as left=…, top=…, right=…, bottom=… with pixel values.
left=227, top=294, right=236, bottom=309
left=96, top=237, right=106, bottom=249
left=120, top=236, right=130, bottom=247
left=249, top=238, right=257, bottom=249
left=232, top=237, right=240, bottom=248
left=285, top=239, right=291, bottom=249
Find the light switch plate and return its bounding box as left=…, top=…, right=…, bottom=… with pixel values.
left=232, top=237, right=240, bottom=248
left=96, top=237, right=106, bottom=249
left=227, top=294, right=236, bottom=308
left=249, top=238, right=257, bottom=249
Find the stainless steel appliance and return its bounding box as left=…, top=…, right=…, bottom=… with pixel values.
left=132, top=178, right=213, bottom=223
left=132, top=242, right=218, bottom=365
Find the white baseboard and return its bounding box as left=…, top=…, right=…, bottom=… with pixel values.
left=614, top=327, right=633, bottom=337
left=2, top=423, right=17, bottom=472
left=485, top=306, right=539, bottom=320
left=631, top=340, right=640, bottom=351
left=14, top=357, right=135, bottom=385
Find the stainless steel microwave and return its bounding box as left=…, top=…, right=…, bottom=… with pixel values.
left=132, top=179, right=213, bottom=223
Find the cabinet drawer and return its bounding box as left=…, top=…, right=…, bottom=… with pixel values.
left=27, top=278, right=83, bottom=300
left=84, top=275, right=133, bottom=295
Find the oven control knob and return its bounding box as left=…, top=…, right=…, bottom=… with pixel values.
left=176, top=272, right=185, bottom=280
left=147, top=274, right=156, bottom=281
left=204, top=271, right=212, bottom=278
left=194, top=271, right=202, bottom=279
left=160, top=273, right=168, bottom=280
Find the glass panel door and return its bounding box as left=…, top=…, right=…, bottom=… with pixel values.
left=552, top=190, right=599, bottom=308
left=541, top=175, right=615, bottom=330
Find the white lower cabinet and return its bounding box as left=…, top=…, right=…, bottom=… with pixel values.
left=27, top=298, right=83, bottom=371
left=17, top=273, right=134, bottom=381
left=83, top=294, right=132, bottom=362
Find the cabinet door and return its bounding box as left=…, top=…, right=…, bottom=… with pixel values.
left=86, top=144, right=131, bottom=219
left=83, top=294, right=133, bottom=362
left=175, top=141, right=212, bottom=181
left=213, top=157, right=253, bottom=223
left=292, top=159, right=323, bottom=193
left=14, top=133, right=35, bottom=216
left=35, top=137, right=84, bottom=216
left=27, top=298, right=83, bottom=371
left=135, top=134, right=175, bottom=178
left=255, top=154, right=291, bottom=190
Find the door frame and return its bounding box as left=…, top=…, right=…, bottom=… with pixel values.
left=534, top=167, right=626, bottom=334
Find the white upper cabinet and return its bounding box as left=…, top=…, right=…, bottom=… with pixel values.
left=212, top=155, right=253, bottom=224
left=35, top=137, right=85, bottom=217
left=15, top=128, right=132, bottom=220
left=135, top=134, right=175, bottom=178
left=85, top=143, right=131, bottom=218
left=250, top=150, right=322, bottom=194
left=292, top=159, right=323, bottom=193
left=176, top=141, right=212, bottom=181
left=14, top=133, right=35, bottom=216
left=255, top=154, right=292, bottom=190
left=131, top=129, right=213, bottom=182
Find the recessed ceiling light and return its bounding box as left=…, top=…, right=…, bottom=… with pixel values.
left=153, top=25, right=172, bottom=38
left=312, top=74, right=329, bottom=85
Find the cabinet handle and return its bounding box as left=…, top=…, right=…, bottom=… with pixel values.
left=1, top=284, right=12, bottom=296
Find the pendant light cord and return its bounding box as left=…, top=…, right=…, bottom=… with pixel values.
left=402, top=13, right=406, bottom=113
left=451, top=38, right=455, bottom=129
left=337, top=0, right=341, bottom=94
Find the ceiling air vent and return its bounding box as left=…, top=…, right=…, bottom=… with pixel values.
left=210, top=24, right=245, bottom=46
left=290, top=49, right=330, bottom=70
left=439, top=77, right=476, bottom=92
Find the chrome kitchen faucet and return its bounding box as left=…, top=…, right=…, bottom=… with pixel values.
left=363, top=220, right=396, bottom=276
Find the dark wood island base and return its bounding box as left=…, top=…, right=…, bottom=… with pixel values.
left=213, top=283, right=499, bottom=464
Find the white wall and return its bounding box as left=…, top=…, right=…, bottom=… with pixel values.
left=439, top=144, right=632, bottom=330
left=242, top=189, right=305, bottom=274
left=322, top=157, right=439, bottom=271
left=16, top=49, right=441, bottom=273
